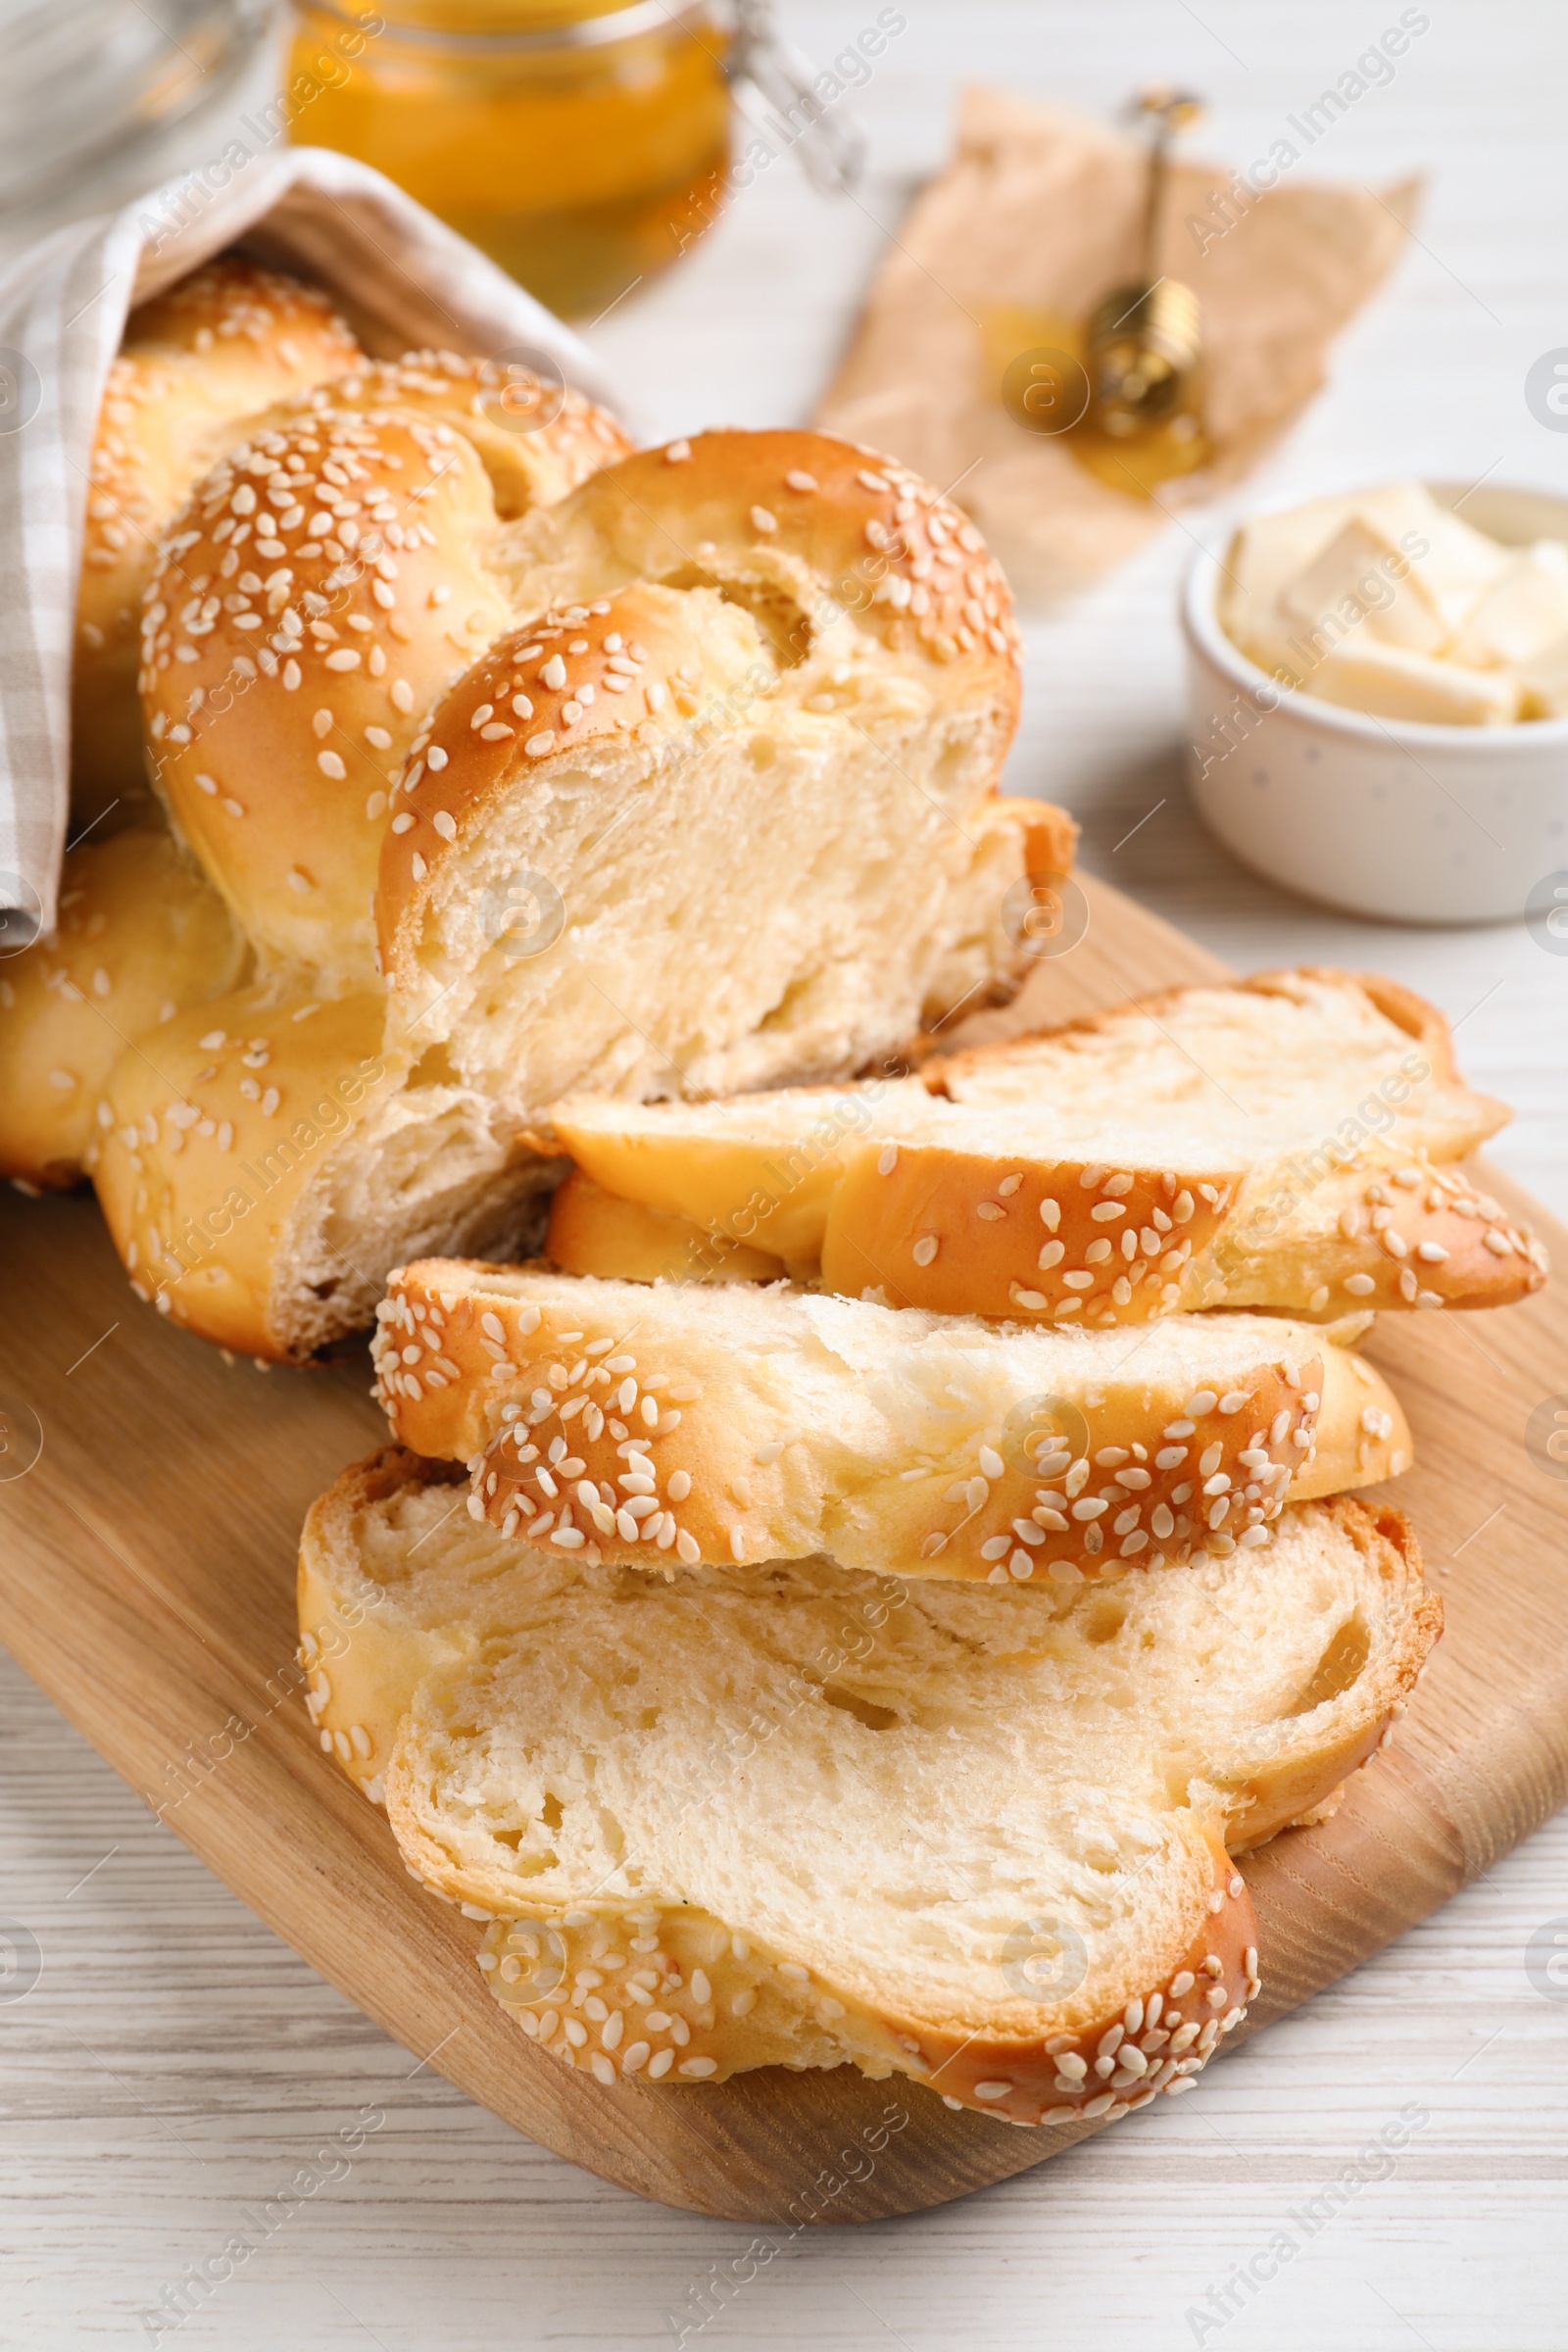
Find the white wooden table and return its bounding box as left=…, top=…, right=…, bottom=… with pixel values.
left=4, top=6, right=1567, bottom=2345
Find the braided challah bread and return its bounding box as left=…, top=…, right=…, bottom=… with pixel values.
left=88, top=424, right=1069, bottom=1358
left=74, top=259, right=362, bottom=828
left=299, top=1449, right=1439, bottom=2122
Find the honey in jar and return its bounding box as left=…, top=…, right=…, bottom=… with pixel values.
left=287, top=0, right=732, bottom=318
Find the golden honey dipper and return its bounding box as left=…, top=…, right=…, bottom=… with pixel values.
left=1086, top=86, right=1204, bottom=440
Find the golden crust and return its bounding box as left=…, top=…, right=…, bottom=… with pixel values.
left=556, top=1148, right=1545, bottom=1323
left=139, top=405, right=514, bottom=991
left=811, top=1144, right=1543, bottom=1319
left=75, top=259, right=361, bottom=824
left=417, top=1820, right=1259, bottom=2124
left=267, top=349, right=633, bottom=520
left=370, top=1262, right=1411, bottom=1584
left=0, top=831, right=247, bottom=1190
left=819, top=1145, right=1243, bottom=1322
left=513, top=427, right=1025, bottom=685
left=1200, top=1155, right=1545, bottom=1314
left=91, top=980, right=392, bottom=1356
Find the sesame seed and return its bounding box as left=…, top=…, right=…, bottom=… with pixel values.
left=525, top=732, right=557, bottom=757
left=318, top=751, right=345, bottom=779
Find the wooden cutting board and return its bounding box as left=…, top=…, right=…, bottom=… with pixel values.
left=3, top=872, right=1566, bottom=2225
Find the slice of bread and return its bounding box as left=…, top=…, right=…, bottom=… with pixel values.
left=371, top=1263, right=1410, bottom=1583
left=542, top=968, right=1544, bottom=1324
left=298, top=1448, right=1440, bottom=2124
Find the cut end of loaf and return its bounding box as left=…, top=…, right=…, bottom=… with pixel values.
left=371, top=432, right=1054, bottom=1128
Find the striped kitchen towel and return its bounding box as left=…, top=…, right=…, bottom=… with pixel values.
left=0, top=143, right=635, bottom=944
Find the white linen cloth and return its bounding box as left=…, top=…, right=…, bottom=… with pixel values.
left=0, top=144, right=634, bottom=941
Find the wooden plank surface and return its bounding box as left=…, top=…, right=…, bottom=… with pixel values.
left=2, top=870, right=1564, bottom=2225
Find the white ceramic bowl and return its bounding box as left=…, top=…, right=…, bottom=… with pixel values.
left=1181, top=480, right=1568, bottom=923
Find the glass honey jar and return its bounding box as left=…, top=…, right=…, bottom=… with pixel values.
left=287, top=0, right=733, bottom=318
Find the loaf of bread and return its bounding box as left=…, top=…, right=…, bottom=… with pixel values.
left=370, top=1262, right=1410, bottom=1582
left=87, top=426, right=1071, bottom=1357
left=542, top=968, right=1544, bottom=1321
left=298, top=1447, right=1439, bottom=2123
left=74, top=259, right=362, bottom=828
left=0, top=831, right=247, bottom=1190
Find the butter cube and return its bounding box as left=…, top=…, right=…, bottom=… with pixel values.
left=1219, top=495, right=1360, bottom=682
left=1516, top=623, right=1568, bottom=716
left=1450, top=539, right=1568, bottom=669
left=1283, top=515, right=1449, bottom=658
left=1304, top=641, right=1521, bottom=725
left=1354, top=483, right=1512, bottom=633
